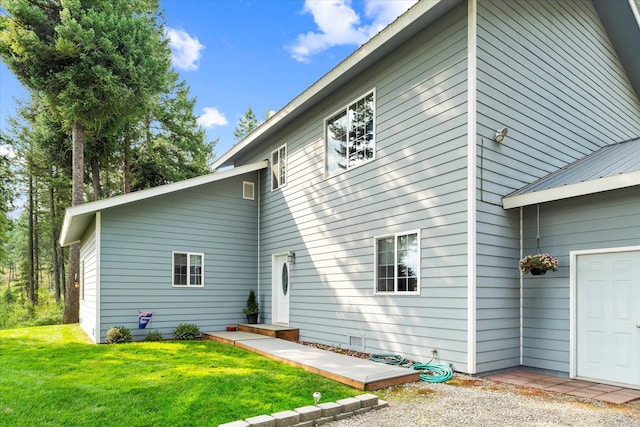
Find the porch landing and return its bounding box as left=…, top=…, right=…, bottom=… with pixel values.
left=203, top=326, right=419, bottom=391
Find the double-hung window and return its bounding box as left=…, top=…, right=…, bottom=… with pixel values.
left=325, top=90, right=375, bottom=177
left=173, top=252, right=204, bottom=287
left=271, top=144, right=287, bottom=190
left=375, top=231, right=419, bottom=293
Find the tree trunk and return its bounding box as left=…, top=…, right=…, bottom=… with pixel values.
left=33, top=194, right=40, bottom=305
left=28, top=161, right=35, bottom=305
left=91, top=156, right=102, bottom=201
left=63, top=121, right=84, bottom=324
left=49, top=166, right=61, bottom=304
left=123, top=125, right=131, bottom=194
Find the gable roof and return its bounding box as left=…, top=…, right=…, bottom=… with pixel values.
left=212, top=0, right=462, bottom=169
left=502, top=138, right=640, bottom=209
left=212, top=0, right=640, bottom=170
left=59, top=160, right=267, bottom=247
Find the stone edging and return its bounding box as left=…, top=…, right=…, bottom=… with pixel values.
left=219, top=393, right=388, bottom=427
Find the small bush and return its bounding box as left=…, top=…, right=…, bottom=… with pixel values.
left=106, top=326, right=132, bottom=344
left=144, top=330, right=164, bottom=341
left=3, top=288, right=16, bottom=304
left=173, top=323, right=200, bottom=340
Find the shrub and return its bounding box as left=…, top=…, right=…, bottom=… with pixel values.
left=144, top=330, right=164, bottom=341
left=3, top=288, right=16, bottom=304
left=173, top=323, right=200, bottom=340
left=106, top=326, right=132, bottom=344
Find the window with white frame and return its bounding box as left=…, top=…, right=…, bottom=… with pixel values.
left=375, top=231, right=419, bottom=293
left=173, top=252, right=204, bottom=287
left=325, top=90, right=375, bottom=177
left=271, top=144, right=287, bottom=190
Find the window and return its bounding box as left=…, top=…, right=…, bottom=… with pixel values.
left=271, top=144, right=287, bottom=190
left=375, top=231, right=419, bottom=293
left=325, top=90, right=375, bottom=177
left=243, top=181, right=255, bottom=200
left=173, top=252, right=204, bottom=287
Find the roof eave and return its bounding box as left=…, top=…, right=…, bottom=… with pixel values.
left=502, top=170, right=640, bottom=209
left=59, top=160, right=268, bottom=247
left=592, top=0, right=640, bottom=99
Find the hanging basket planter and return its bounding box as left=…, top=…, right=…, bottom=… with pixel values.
left=519, top=253, right=558, bottom=275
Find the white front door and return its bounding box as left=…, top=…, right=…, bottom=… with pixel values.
left=576, top=250, right=640, bottom=388
left=272, top=253, right=290, bottom=325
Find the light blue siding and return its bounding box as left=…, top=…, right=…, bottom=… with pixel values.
left=79, top=218, right=98, bottom=342
left=96, top=173, right=259, bottom=342
left=238, top=4, right=471, bottom=370
left=522, top=186, right=640, bottom=374
left=475, top=0, right=640, bottom=372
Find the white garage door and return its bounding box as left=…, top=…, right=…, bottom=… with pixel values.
left=576, top=250, right=640, bottom=388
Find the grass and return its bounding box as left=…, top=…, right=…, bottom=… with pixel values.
left=0, top=324, right=360, bottom=426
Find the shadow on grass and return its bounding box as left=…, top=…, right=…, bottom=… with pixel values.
left=0, top=325, right=359, bottom=426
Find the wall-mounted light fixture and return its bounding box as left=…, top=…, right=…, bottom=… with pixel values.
left=288, top=251, right=296, bottom=264
left=494, top=127, right=508, bottom=143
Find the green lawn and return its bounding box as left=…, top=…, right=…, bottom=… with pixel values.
left=0, top=325, right=360, bottom=426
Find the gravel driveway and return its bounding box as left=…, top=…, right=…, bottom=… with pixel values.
left=327, top=374, right=640, bottom=427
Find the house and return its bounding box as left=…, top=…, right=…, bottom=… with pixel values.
left=59, top=0, right=640, bottom=389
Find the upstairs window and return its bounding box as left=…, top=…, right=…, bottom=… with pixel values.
left=375, top=231, right=419, bottom=294
left=173, top=252, right=204, bottom=287
left=271, top=144, right=287, bottom=190
left=325, top=90, right=375, bottom=177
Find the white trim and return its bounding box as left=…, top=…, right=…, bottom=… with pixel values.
left=373, top=229, right=421, bottom=295
left=466, top=0, right=478, bottom=375
left=323, top=88, right=376, bottom=179
left=569, top=245, right=640, bottom=379
left=60, top=160, right=268, bottom=247
left=171, top=251, right=205, bottom=288
left=243, top=181, right=255, bottom=200
left=629, top=0, right=640, bottom=30
left=271, top=144, right=288, bottom=191
left=95, top=212, right=101, bottom=343
left=502, top=170, right=640, bottom=209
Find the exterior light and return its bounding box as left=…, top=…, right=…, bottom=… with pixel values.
left=494, top=127, right=508, bottom=143
left=288, top=251, right=296, bottom=264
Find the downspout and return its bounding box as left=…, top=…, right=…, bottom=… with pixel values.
left=466, top=0, right=478, bottom=375
left=257, top=170, right=261, bottom=320
left=519, top=206, right=523, bottom=366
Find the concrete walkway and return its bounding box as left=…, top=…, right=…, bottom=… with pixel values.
left=203, top=330, right=419, bottom=390
left=487, top=369, right=640, bottom=404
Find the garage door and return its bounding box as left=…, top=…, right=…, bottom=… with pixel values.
left=576, top=250, right=640, bottom=388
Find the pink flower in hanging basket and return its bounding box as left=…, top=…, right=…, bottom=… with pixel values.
left=519, top=253, right=559, bottom=274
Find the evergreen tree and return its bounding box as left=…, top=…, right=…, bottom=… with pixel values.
left=0, top=0, right=171, bottom=322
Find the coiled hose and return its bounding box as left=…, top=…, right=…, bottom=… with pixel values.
left=369, top=353, right=453, bottom=383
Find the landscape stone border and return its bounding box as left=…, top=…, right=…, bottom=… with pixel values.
left=219, top=393, right=388, bottom=427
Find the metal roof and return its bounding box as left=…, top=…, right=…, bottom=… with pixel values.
left=502, top=138, right=640, bottom=209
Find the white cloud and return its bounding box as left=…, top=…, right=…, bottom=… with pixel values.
left=197, top=107, right=228, bottom=128
left=0, top=144, right=15, bottom=159
left=167, top=27, right=205, bottom=71
left=288, top=0, right=417, bottom=62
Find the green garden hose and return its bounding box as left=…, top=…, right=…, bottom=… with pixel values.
left=410, top=362, right=453, bottom=383
left=369, top=354, right=453, bottom=383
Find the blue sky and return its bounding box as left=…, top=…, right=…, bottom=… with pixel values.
left=0, top=0, right=417, bottom=160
